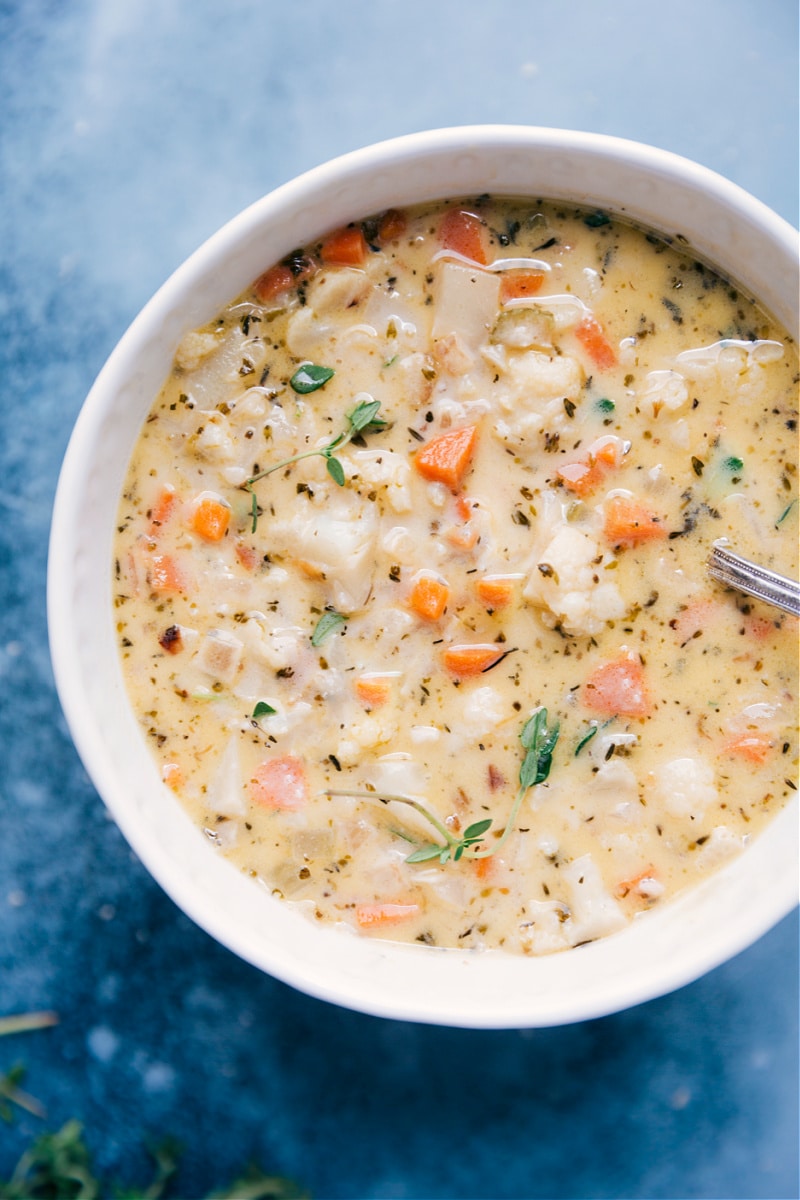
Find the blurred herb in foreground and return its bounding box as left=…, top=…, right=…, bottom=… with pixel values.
left=0, top=1121, right=309, bottom=1199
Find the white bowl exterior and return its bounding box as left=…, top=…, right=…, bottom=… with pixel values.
left=48, top=126, right=799, bottom=1027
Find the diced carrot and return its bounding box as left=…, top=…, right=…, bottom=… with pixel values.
left=603, top=495, right=666, bottom=545
left=744, top=614, right=776, bottom=640
left=670, top=598, right=723, bottom=646
left=455, top=494, right=473, bottom=522
left=720, top=731, right=773, bottom=764
left=190, top=495, right=230, bottom=542
left=582, top=652, right=651, bottom=718
left=253, top=263, right=295, bottom=302
left=409, top=574, right=450, bottom=621
left=575, top=314, right=617, bottom=369
left=320, top=226, right=368, bottom=266
left=235, top=542, right=260, bottom=571
left=249, top=754, right=307, bottom=810
left=476, top=576, right=516, bottom=610
left=147, top=553, right=186, bottom=596
left=446, top=524, right=479, bottom=551
left=442, top=644, right=505, bottom=678
left=615, top=864, right=658, bottom=899
left=415, top=425, right=478, bottom=490
left=557, top=435, right=624, bottom=497
left=377, top=208, right=407, bottom=242
left=472, top=854, right=495, bottom=881
left=355, top=902, right=421, bottom=929
left=147, top=484, right=180, bottom=537
left=354, top=676, right=392, bottom=709
left=499, top=271, right=545, bottom=303
left=438, top=208, right=487, bottom=265
left=161, top=762, right=184, bottom=791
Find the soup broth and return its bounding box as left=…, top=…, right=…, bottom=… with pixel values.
left=113, top=197, right=798, bottom=954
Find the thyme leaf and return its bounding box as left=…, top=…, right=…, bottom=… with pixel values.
left=252, top=701, right=276, bottom=719
left=243, top=399, right=388, bottom=531
left=323, top=790, right=493, bottom=864
left=289, top=362, right=334, bottom=393
left=311, top=611, right=347, bottom=646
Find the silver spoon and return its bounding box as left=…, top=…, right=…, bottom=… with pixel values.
left=707, top=540, right=800, bottom=617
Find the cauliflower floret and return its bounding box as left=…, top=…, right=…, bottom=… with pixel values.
left=461, top=686, right=506, bottom=738
left=563, top=854, right=627, bottom=943
left=523, top=524, right=625, bottom=636
left=639, top=369, right=689, bottom=414
left=192, top=411, right=237, bottom=463
left=519, top=900, right=571, bottom=955
left=175, top=330, right=222, bottom=371
left=285, top=268, right=372, bottom=359
left=695, top=825, right=747, bottom=868
left=250, top=625, right=304, bottom=672
left=650, top=757, right=718, bottom=820
left=268, top=500, right=378, bottom=610
left=347, top=447, right=412, bottom=513
left=497, top=348, right=584, bottom=407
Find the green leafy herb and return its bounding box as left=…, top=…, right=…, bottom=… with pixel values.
left=311, top=611, right=347, bottom=646
left=244, top=398, right=388, bottom=531
left=584, top=210, right=611, bottom=228
left=289, top=362, right=334, bottom=394
left=776, top=498, right=798, bottom=527
left=324, top=790, right=493, bottom=864
left=596, top=398, right=615, bottom=413
left=325, top=708, right=559, bottom=866
left=252, top=701, right=276, bottom=719
left=0, top=1063, right=45, bottom=1122
left=722, top=455, right=744, bottom=472
left=0, top=1118, right=307, bottom=1200
left=574, top=724, right=598, bottom=756
left=473, top=707, right=560, bottom=860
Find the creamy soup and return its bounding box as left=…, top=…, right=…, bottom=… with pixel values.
left=114, top=197, right=798, bottom=954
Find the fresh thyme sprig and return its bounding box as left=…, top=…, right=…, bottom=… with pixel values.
left=470, top=705, right=560, bottom=859
left=324, top=707, right=560, bottom=866
left=243, top=398, right=388, bottom=532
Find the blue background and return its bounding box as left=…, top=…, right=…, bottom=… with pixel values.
left=1, top=2, right=797, bottom=1196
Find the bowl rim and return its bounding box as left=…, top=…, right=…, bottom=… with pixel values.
left=47, top=125, right=799, bottom=1027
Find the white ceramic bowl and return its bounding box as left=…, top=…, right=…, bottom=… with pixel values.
left=48, top=126, right=799, bottom=1027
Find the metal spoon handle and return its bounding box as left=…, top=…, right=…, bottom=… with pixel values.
left=707, top=542, right=800, bottom=618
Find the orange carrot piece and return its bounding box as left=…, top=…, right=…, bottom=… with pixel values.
left=161, top=762, right=184, bottom=791
left=499, top=271, right=545, bottom=302
left=582, top=653, right=651, bottom=718
left=557, top=436, right=623, bottom=497
left=249, top=755, right=307, bottom=810
left=603, top=496, right=666, bottom=545
left=670, top=598, right=723, bottom=646
left=235, top=542, right=260, bottom=571
left=377, top=208, right=407, bottom=242
left=409, top=575, right=450, bottom=621
left=438, top=208, right=487, bottom=265
left=415, top=425, right=478, bottom=490
left=476, top=577, right=515, bottom=610
left=147, top=553, right=186, bottom=596
left=354, top=676, right=392, bottom=709
left=148, top=485, right=180, bottom=537
left=720, top=732, right=773, bottom=764
left=616, top=864, right=658, bottom=899
left=442, top=643, right=505, bottom=678
left=190, top=495, right=230, bottom=542
left=321, top=226, right=368, bottom=266
left=575, top=314, right=617, bottom=369
left=355, top=902, right=421, bottom=929
left=744, top=614, right=776, bottom=641
left=254, top=263, right=295, bottom=302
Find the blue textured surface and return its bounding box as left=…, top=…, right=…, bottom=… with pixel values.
left=1, top=2, right=798, bottom=1196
